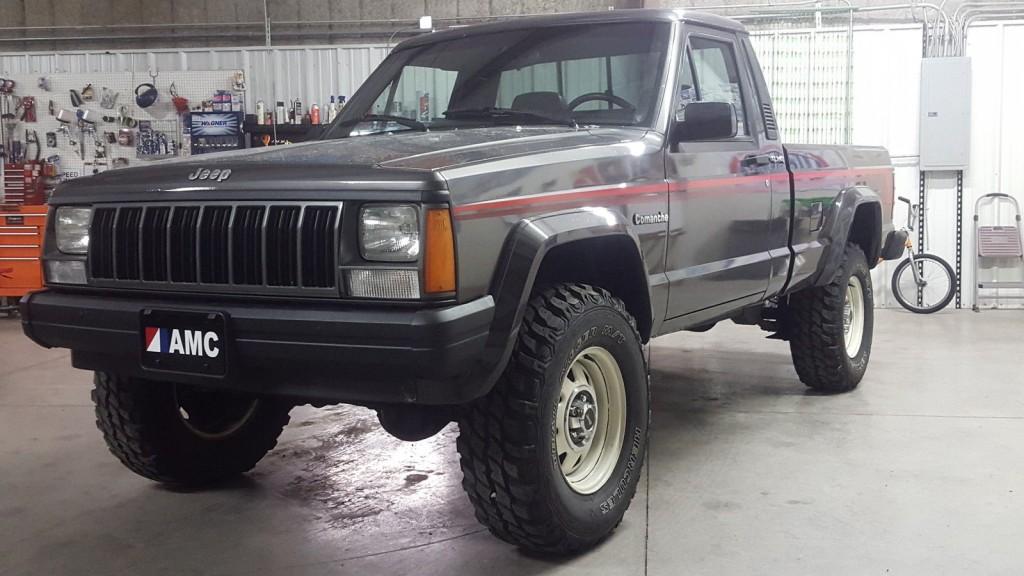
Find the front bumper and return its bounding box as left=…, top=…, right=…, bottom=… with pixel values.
left=20, top=290, right=495, bottom=405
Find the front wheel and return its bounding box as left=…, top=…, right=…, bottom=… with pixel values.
left=92, top=373, right=292, bottom=486
left=891, top=253, right=956, bottom=314
left=457, top=284, right=649, bottom=554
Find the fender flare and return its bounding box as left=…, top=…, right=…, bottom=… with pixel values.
left=471, top=208, right=651, bottom=392
left=812, top=185, right=883, bottom=286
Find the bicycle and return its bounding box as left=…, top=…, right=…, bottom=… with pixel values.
left=890, top=196, right=957, bottom=313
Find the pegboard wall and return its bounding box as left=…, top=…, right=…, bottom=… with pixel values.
left=1, top=69, right=242, bottom=183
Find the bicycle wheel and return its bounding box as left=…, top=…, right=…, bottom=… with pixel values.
left=891, top=253, right=956, bottom=314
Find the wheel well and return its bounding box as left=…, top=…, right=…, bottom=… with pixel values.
left=848, top=202, right=882, bottom=267
left=533, top=236, right=653, bottom=342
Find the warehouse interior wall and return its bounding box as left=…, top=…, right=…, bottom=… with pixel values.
left=0, top=0, right=645, bottom=49
left=1, top=0, right=1016, bottom=50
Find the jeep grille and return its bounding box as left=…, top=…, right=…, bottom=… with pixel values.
left=87, top=203, right=341, bottom=294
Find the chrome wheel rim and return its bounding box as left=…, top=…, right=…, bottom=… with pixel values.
left=555, top=346, right=626, bottom=495
left=844, top=275, right=866, bottom=358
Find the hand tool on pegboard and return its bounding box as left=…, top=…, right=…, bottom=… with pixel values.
left=19, top=96, right=36, bottom=122
left=25, top=130, right=41, bottom=163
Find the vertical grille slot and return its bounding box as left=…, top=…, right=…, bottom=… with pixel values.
left=232, top=206, right=266, bottom=285
left=301, top=205, right=338, bottom=288
left=141, top=207, right=171, bottom=281
left=266, top=206, right=301, bottom=286
left=88, top=207, right=117, bottom=279
left=114, top=207, right=143, bottom=280
left=199, top=206, right=232, bottom=284
left=169, top=206, right=200, bottom=283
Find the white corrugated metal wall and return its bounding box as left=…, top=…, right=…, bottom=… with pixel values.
left=961, top=22, right=1024, bottom=308
left=0, top=45, right=390, bottom=112
left=2, top=23, right=1021, bottom=308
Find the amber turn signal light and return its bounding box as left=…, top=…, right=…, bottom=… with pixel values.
left=424, top=208, right=456, bottom=294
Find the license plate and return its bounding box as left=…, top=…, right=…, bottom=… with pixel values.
left=140, top=309, right=227, bottom=376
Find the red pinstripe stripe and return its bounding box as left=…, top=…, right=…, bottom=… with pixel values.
left=453, top=182, right=667, bottom=217
left=452, top=166, right=892, bottom=219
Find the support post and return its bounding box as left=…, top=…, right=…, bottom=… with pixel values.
left=955, top=170, right=964, bottom=309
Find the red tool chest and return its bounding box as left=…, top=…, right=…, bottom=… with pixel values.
left=0, top=204, right=48, bottom=299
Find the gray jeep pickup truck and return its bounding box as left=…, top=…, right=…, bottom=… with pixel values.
left=21, top=9, right=905, bottom=553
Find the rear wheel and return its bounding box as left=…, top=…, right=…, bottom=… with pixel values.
left=457, top=284, right=649, bottom=554
left=92, top=372, right=292, bottom=486
left=891, top=253, right=956, bottom=314
left=788, top=243, right=874, bottom=393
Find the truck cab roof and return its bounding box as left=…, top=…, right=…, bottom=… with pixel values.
left=397, top=9, right=747, bottom=51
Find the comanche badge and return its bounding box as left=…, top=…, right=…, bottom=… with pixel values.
left=633, top=211, right=668, bottom=225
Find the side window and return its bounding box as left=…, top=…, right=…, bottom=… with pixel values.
left=676, top=36, right=749, bottom=137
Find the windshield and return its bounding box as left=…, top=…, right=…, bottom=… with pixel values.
left=325, top=21, right=672, bottom=137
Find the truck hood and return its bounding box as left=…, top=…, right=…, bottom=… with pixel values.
left=51, top=126, right=646, bottom=204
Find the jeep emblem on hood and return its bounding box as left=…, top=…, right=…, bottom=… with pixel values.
left=188, top=168, right=232, bottom=182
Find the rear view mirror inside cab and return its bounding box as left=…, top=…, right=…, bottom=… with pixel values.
left=673, top=101, right=738, bottom=142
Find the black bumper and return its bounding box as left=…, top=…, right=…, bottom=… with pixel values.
left=881, top=229, right=909, bottom=261
left=20, top=290, right=495, bottom=406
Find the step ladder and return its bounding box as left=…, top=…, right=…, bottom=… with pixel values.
left=973, top=193, right=1024, bottom=311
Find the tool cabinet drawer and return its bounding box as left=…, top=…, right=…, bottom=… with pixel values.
left=2, top=215, right=47, bottom=226
left=0, top=258, right=42, bottom=291
left=0, top=228, right=42, bottom=245
left=0, top=245, right=41, bottom=258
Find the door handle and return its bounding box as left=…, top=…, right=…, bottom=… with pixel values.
left=742, top=152, right=784, bottom=168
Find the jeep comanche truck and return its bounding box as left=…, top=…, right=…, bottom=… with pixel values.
left=21, top=10, right=905, bottom=554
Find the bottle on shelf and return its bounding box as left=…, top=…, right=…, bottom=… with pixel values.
left=336, top=95, right=346, bottom=120
left=256, top=100, right=266, bottom=125
left=275, top=101, right=286, bottom=125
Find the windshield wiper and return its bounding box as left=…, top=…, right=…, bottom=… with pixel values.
left=338, top=113, right=428, bottom=132
left=444, top=107, right=578, bottom=128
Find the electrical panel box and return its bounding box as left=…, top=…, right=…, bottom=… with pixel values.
left=919, top=57, right=971, bottom=171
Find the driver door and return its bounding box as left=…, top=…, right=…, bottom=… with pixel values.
left=664, top=27, right=774, bottom=319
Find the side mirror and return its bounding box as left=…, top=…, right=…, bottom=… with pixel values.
left=672, top=102, right=737, bottom=144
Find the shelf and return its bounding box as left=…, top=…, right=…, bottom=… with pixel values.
left=244, top=123, right=328, bottom=136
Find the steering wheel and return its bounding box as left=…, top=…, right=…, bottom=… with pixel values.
left=567, top=92, right=637, bottom=113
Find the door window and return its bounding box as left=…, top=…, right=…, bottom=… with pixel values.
left=676, top=36, right=748, bottom=137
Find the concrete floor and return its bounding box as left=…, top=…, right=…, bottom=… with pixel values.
left=2, top=308, right=1023, bottom=575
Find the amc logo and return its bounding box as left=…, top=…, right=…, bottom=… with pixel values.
left=145, top=327, right=221, bottom=358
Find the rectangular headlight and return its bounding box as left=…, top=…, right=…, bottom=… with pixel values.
left=360, top=204, right=420, bottom=262
left=55, top=206, right=92, bottom=254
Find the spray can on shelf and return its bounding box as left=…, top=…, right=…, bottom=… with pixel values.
left=256, top=100, right=266, bottom=125
left=275, top=101, right=286, bottom=125
left=327, top=96, right=337, bottom=123
left=293, top=98, right=303, bottom=125
left=418, top=92, right=430, bottom=122
left=310, top=104, right=321, bottom=125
